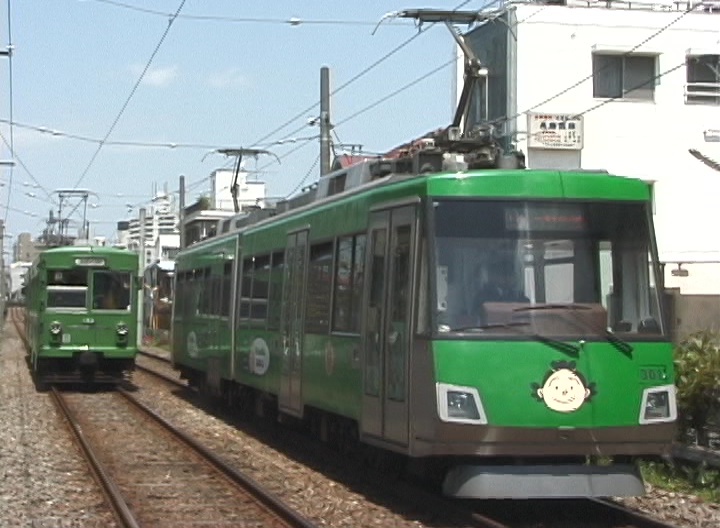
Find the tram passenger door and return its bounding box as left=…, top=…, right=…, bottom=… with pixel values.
left=361, top=206, right=415, bottom=446
left=279, top=230, right=308, bottom=417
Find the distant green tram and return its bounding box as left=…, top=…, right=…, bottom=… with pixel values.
left=25, top=245, right=140, bottom=386
left=172, top=131, right=677, bottom=499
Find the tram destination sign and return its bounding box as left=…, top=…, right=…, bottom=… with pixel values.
left=75, top=257, right=106, bottom=267
left=527, top=112, right=584, bottom=151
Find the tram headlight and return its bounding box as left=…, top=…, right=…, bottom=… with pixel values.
left=639, top=384, right=677, bottom=424
left=49, top=321, right=62, bottom=335
left=116, top=322, right=129, bottom=345
left=49, top=321, right=63, bottom=341
left=436, top=383, right=488, bottom=425
left=116, top=322, right=129, bottom=336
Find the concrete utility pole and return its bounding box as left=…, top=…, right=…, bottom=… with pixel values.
left=0, top=219, right=4, bottom=311
left=138, top=207, right=146, bottom=347
left=320, top=66, right=332, bottom=177
left=179, top=175, right=185, bottom=249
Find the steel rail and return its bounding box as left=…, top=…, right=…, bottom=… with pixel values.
left=50, top=387, right=141, bottom=528
left=117, top=386, right=318, bottom=528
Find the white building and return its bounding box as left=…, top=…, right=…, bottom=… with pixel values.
left=117, top=169, right=268, bottom=254
left=210, top=168, right=266, bottom=211
left=459, top=0, right=720, bottom=293
left=9, top=261, right=31, bottom=298
left=116, top=191, right=180, bottom=264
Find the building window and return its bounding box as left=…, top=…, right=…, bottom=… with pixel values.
left=686, top=54, right=720, bottom=105
left=592, top=53, right=656, bottom=100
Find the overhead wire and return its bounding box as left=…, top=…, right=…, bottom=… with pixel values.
left=255, top=0, right=490, bottom=191
left=69, top=0, right=188, bottom=192
left=86, top=0, right=416, bottom=27
left=573, top=61, right=686, bottom=118
left=248, top=23, right=436, bottom=150
left=250, top=0, right=479, bottom=149
left=0, top=117, right=317, bottom=151
left=284, top=154, right=320, bottom=200
left=0, top=129, right=55, bottom=204
left=495, top=3, right=700, bottom=131
left=2, top=0, right=13, bottom=224
left=57, top=0, right=187, bottom=231
left=334, top=57, right=456, bottom=128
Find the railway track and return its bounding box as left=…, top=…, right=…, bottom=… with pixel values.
left=132, top=352, right=686, bottom=528
left=50, top=386, right=317, bottom=528
left=4, top=308, right=702, bottom=527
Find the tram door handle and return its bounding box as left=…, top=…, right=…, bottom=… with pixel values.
left=82, top=318, right=95, bottom=325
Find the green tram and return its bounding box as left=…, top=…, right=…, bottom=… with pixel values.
left=172, top=131, right=676, bottom=498
left=25, top=245, right=140, bottom=386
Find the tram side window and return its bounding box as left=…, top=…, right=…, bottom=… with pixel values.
left=46, top=268, right=88, bottom=309
left=210, top=273, right=222, bottom=316
left=194, top=268, right=208, bottom=315
left=174, top=271, right=186, bottom=317
left=239, top=258, right=253, bottom=320
left=267, top=251, right=284, bottom=330
left=305, top=241, right=334, bottom=333
left=93, top=270, right=131, bottom=310
left=250, top=255, right=271, bottom=324
left=220, top=261, right=233, bottom=317
left=332, top=234, right=366, bottom=333
left=181, top=270, right=192, bottom=317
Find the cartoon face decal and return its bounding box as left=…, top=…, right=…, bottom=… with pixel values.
left=531, top=360, right=596, bottom=413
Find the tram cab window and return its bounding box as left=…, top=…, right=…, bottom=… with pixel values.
left=432, top=200, right=664, bottom=337
left=93, top=271, right=131, bottom=310
left=46, top=268, right=88, bottom=309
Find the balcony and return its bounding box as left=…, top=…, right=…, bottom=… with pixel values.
left=685, top=82, right=720, bottom=105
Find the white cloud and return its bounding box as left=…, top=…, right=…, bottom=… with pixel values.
left=130, top=65, right=179, bottom=87
left=207, top=67, right=247, bottom=89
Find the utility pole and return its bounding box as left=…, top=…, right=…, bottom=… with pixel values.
left=320, top=66, right=332, bottom=176
left=0, top=219, right=4, bottom=312
left=138, top=207, right=146, bottom=347
left=179, top=175, right=185, bottom=250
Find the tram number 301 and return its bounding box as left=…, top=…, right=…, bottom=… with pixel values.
left=639, top=367, right=667, bottom=382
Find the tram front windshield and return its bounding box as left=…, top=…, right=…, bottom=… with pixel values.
left=432, top=200, right=664, bottom=337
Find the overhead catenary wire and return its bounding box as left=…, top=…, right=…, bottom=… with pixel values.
left=2, top=0, right=13, bottom=224
left=572, top=61, right=686, bottom=118
left=495, top=3, right=700, bottom=130
left=248, top=24, right=437, bottom=150
left=0, top=117, right=319, bottom=152
left=250, top=0, right=478, bottom=150
left=256, top=0, right=501, bottom=191
left=4, top=1, right=474, bottom=189
left=255, top=55, right=456, bottom=177
left=284, top=154, right=320, bottom=200
left=86, top=0, right=417, bottom=27
left=69, top=0, right=188, bottom=192
left=0, top=129, right=55, bottom=204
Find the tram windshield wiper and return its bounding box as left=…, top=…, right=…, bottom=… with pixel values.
left=451, top=321, right=530, bottom=332
left=513, top=303, right=591, bottom=312
left=513, top=303, right=633, bottom=356
left=531, top=333, right=580, bottom=356
left=450, top=321, right=580, bottom=356
left=604, top=329, right=633, bottom=356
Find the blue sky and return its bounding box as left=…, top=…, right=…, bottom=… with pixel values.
left=0, top=0, right=486, bottom=247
